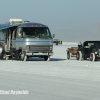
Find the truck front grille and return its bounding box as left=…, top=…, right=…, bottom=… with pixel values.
left=30, top=45, right=50, bottom=52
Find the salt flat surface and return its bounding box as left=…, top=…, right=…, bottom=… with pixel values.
left=0, top=42, right=100, bottom=81
left=0, top=42, right=100, bottom=100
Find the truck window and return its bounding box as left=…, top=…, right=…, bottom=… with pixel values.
left=20, top=27, right=52, bottom=38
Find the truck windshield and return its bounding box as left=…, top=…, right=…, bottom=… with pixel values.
left=19, top=27, right=52, bottom=38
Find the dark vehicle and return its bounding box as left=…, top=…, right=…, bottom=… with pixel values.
left=53, top=39, right=62, bottom=45
left=76, top=41, right=100, bottom=61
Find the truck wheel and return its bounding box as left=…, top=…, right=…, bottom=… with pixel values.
left=90, top=53, right=95, bottom=62
left=76, top=51, right=82, bottom=61
left=67, top=51, right=71, bottom=60
left=0, top=46, right=4, bottom=59
left=24, top=56, right=27, bottom=61
left=21, top=52, right=27, bottom=61
left=44, top=56, right=50, bottom=61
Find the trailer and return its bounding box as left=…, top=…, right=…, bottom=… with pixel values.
left=0, top=19, right=54, bottom=61
left=76, top=41, right=100, bottom=61
left=67, top=47, right=78, bottom=60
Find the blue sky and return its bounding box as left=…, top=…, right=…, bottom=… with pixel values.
left=0, top=0, right=100, bottom=41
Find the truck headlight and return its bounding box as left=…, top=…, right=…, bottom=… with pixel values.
left=50, top=46, right=53, bottom=50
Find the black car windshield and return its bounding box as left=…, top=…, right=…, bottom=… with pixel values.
left=19, top=27, right=52, bottom=38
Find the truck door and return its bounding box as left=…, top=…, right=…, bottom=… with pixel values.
left=5, top=29, right=11, bottom=50
left=15, top=28, right=23, bottom=50
left=12, top=29, right=17, bottom=49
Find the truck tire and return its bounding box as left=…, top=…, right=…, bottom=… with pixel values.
left=24, top=56, right=27, bottom=61
left=90, top=53, right=95, bottom=62
left=44, top=56, right=50, bottom=61
left=0, top=46, right=4, bottom=59
left=21, top=51, right=27, bottom=61
left=67, top=51, right=71, bottom=60
left=76, top=51, right=82, bottom=61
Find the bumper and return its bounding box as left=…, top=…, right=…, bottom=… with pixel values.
left=26, top=52, right=53, bottom=56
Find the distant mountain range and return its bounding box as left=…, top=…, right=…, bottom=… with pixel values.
left=52, top=22, right=100, bottom=42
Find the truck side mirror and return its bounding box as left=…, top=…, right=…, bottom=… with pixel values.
left=52, top=34, right=55, bottom=38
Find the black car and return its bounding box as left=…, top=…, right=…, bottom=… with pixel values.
left=76, top=41, right=100, bottom=61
